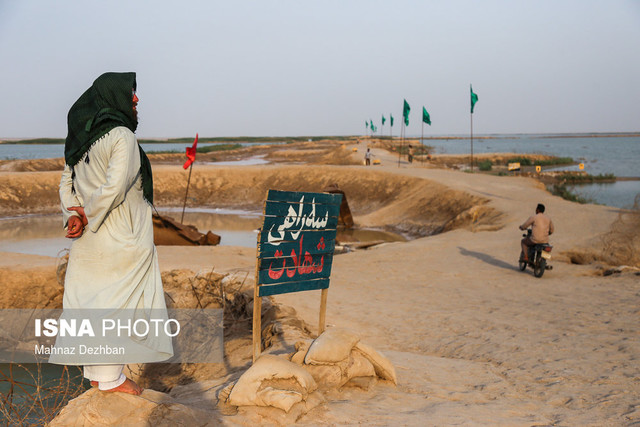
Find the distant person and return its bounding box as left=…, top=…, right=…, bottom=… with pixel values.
left=57, top=72, right=172, bottom=395
left=408, top=145, right=414, bottom=163
left=365, top=148, right=371, bottom=166
left=519, top=203, right=554, bottom=262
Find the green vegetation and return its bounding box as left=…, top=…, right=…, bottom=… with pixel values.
left=196, top=143, right=242, bottom=153
left=555, top=173, right=616, bottom=183
left=505, top=156, right=574, bottom=166
left=547, top=184, right=591, bottom=204
left=478, top=160, right=492, bottom=171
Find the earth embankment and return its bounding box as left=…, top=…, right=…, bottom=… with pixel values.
left=0, top=165, right=502, bottom=237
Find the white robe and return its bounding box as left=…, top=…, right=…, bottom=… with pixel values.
left=54, top=127, right=172, bottom=364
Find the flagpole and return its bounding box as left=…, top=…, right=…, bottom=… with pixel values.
left=398, top=123, right=403, bottom=168
left=181, top=163, right=193, bottom=223
left=421, top=121, right=424, bottom=166
left=470, top=112, right=474, bottom=172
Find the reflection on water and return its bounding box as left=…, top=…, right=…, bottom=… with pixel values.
left=567, top=181, right=640, bottom=209
left=0, top=209, right=264, bottom=257
left=0, top=214, right=67, bottom=258
left=0, top=209, right=408, bottom=257
left=203, top=155, right=269, bottom=166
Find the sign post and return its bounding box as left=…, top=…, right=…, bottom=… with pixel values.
left=253, top=190, right=343, bottom=362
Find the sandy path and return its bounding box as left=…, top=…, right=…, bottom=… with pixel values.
left=137, top=147, right=638, bottom=424
left=266, top=145, right=640, bottom=425
left=1, top=145, right=638, bottom=424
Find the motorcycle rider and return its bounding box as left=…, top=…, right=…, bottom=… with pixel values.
left=519, top=203, right=554, bottom=262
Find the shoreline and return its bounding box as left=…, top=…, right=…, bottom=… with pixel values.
left=2, top=131, right=640, bottom=144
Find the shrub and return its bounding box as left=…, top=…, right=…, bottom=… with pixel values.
left=478, top=160, right=492, bottom=171
left=547, top=184, right=590, bottom=204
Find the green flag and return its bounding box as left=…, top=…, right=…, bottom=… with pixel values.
left=422, top=107, right=431, bottom=125
left=470, top=85, right=478, bottom=114
left=382, top=115, right=386, bottom=125
left=390, top=114, right=394, bottom=127
left=403, top=99, right=410, bottom=126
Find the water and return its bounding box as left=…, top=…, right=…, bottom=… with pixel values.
left=202, top=155, right=269, bottom=166
left=0, top=209, right=263, bottom=257
left=566, top=181, right=639, bottom=209
left=2, top=135, right=638, bottom=208
left=0, top=141, right=283, bottom=160
left=0, top=363, right=86, bottom=424
left=0, top=208, right=407, bottom=258
left=418, top=134, right=640, bottom=208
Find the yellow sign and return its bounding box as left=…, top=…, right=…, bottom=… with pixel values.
left=352, top=147, right=358, bottom=152
left=536, top=165, right=541, bottom=173
left=579, top=163, right=584, bottom=170
left=373, top=159, right=381, bottom=165
left=508, top=162, right=521, bottom=171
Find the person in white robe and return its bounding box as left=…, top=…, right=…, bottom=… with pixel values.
left=55, top=72, right=172, bottom=395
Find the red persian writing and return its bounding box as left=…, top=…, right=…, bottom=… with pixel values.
left=267, top=235, right=325, bottom=280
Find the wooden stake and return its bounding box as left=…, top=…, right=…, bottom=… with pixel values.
left=252, top=276, right=262, bottom=363
left=252, top=194, right=268, bottom=363
left=180, top=163, right=193, bottom=224
left=318, top=288, right=328, bottom=335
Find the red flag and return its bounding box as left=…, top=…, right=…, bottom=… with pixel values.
left=183, top=133, right=198, bottom=169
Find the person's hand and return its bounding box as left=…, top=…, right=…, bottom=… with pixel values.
left=66, top=215, right=85, bottom=238
left=68, top=206, right=88, bottom=227
left=519, top=225, right=524, bottom=230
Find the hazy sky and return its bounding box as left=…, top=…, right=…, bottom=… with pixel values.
left=1, top=0, right=639, bottom=138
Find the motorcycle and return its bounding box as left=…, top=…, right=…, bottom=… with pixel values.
left=519, top=229, right=553, bottom=278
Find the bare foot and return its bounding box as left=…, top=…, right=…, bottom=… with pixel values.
left=100, top=378, right=143, bottom=396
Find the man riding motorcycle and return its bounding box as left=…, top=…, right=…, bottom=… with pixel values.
left=519, top=203, right=554, bottom=262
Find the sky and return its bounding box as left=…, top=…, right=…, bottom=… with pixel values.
left=1, top=0, right=639, bottom=138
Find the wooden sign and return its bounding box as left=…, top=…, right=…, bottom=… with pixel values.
left=508, top=162, right=521, bottom=172
left=535, top=165, right=542, bottom=173
left=253, top=190, right=342, bottom=361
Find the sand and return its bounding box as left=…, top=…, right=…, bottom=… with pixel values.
left=1, top=141, right=639, bottom=425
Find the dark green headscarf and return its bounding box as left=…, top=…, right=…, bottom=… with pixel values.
left=65, top=72, right=154, bottom=204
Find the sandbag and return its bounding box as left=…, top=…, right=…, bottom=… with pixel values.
left=354, top=342, right=397, bottom=385
left=290, top=340, right=311, bottom=365
left=304, top=328, right=359, bottom=365
left=345, top=351, right=376, bottom=380
left=303, top=364, right=344, bottom=389
left=227, top=355, right=317, bottom=413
